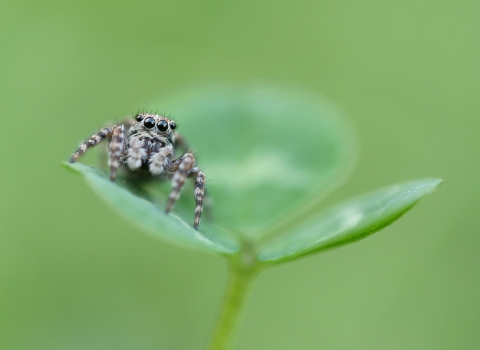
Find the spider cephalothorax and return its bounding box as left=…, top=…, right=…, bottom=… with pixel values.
left=69, top=113, right=206, bottom=229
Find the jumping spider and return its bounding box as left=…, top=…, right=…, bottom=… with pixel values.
left=69, top=114, right=206, bottom=229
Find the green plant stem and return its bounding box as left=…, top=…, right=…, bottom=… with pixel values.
left=208, top=252, right=260, bottom=350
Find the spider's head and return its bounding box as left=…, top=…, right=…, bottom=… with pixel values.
left=134, top=114, right=177, bottom=136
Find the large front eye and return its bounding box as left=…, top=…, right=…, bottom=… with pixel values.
left=135, top=115, right=144, bottom=122
left=144, top=117, right=155, bottom=129
left=157, top=120, right=168, bottom=132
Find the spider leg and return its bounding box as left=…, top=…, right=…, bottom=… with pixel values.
left=108, top=125, right=125, bottom=181
left=165, top=153, right=195, bottom=215
left=171, top=134, right=210, bottom=226
left=189, top=167, right=206, bottom=229
left=69, top=126, right=114, bottom=163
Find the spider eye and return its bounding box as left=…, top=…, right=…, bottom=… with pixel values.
left=169, top=122, right=177, bottom=130
left=144, top=117, right=155, bottom=129
left=157, top=120, right=168, bottom=132
left=136, top=115, right=144, bottom=122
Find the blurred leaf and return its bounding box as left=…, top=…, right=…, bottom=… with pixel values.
left=257, top=178, right=443, bottom=264
left=62, top=163, right=240, bottom=255
left=146, top=85, right=357, bottom=239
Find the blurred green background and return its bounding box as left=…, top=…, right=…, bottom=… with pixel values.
left=1, top=1, right=479, bottom=349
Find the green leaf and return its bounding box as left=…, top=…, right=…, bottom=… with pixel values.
left=146, top=85, right=357, bottom=239
left=257, top=178, right=443, bottom=264
left=62, top=162, right=240, bottom=255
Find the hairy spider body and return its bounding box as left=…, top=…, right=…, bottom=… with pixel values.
left=69, top=114, right=206, bottom=229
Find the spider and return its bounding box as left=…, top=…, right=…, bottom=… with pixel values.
left=69, top=113, right=206, bottom=229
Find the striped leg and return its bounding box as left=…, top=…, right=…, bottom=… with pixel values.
left=69, top=126, right=113, bottom=163
left=166, top=153, right=195, bottom=215
left=108, top=125, right=125, bottom=182
left=192, top=169, right=205, bottom=229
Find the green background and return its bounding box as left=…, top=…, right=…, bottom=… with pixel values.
left=1, top=1, right=479, bottom=349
